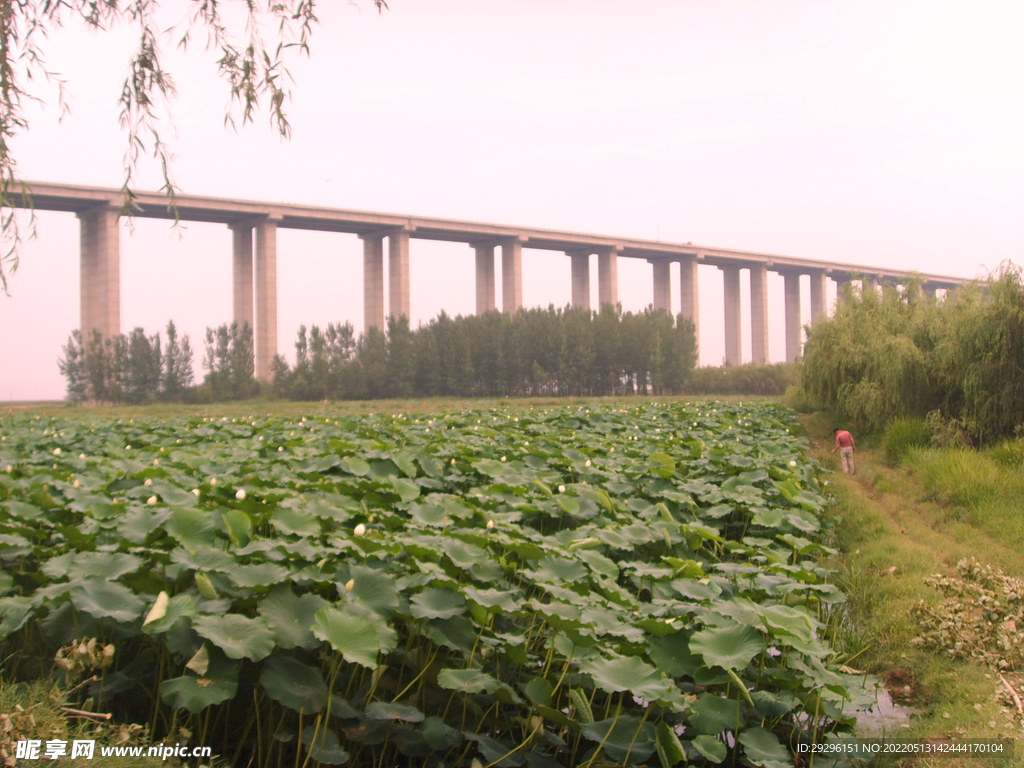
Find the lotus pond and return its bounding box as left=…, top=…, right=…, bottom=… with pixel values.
left=0, top=402, right=869, bottom=767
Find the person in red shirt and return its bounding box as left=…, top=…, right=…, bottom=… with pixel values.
left=831, top=428, right=856, bottom=475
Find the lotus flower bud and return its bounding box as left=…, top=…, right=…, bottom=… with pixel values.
left=354, top=523, right=366, bottom=536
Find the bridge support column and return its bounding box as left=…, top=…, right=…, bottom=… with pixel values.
left=230, top=225, right=254, bottom=331
left=389, top=229, right=411, bottom=320
left=651, top=260, right=671, bottom=313
left=809, top=270, right=828, bottom=325
left=749, top=264, right=769, bottom=365
left=501, top=240, right=522, bottom=312
left=570, top=252, right=590, bottom=310
left=361, top=233, right=385, bottom=332
left=679, top=255, right=700, bottom=352
left=255, top=218, right=278, bottom=381
left=598, top=247, right=618, bottom=310
left=78, top=205, right=120, bottom=341
left=474, top=245, right=495, bottom=314
left=721, top=265, right=741, bottom=365
left=784, top=272, right=801, bottom=362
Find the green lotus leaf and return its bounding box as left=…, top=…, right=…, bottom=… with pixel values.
left=690, top=693, right=742, bottom=735
left=441, top=538, right=487, bottom=569
left=260, top=653, right=328, bottom=714
left=579, top=716, right=656, bottom=764
left=0, top=596, right=33, bottom=639
left=691, top=734, right=727, bottom=764
left=409, top=587, right=466, bottom=620
left=271, top=506, right=321, bottom=537
left=365, top=702, right=425, bottom=722
left=67, top=552, right=143, bottom=580
left=538, top=555, right=588, bottom=583
left=341, top=456, right=370, bottom=476
left=738, top=727, right=790, bottom=768
left=300, top=725, right=349, bottom=765
left=159, top=650, right=238, bottom=714
left=689, top=624, right=765, bottom=670
left=222, top=509, right=252, bottom=547
left=347, top=565, right=400, bottom=618
left=655, top=721, right=686, bottom=767
left=142, top=594, right=196, bottom=635
left=164, top=507, right=215, bottom=547
left=171, top=544, right=235, bottom=572
left=580, top=655, right=659, bottom=695
left=463, top=586, right=517, bottom=613
left=389, top=477, right=420, bottom=502
left=311, top=606, right=381, bottom=668
left=231, top=562, right=289, bottom=589
left=420, top=716, right=461, bottom=750
left=258, top=586, right=329, bottom=650
left=192, top=613, right=276, bottom=661
left=436, top=668, right=501, bottom=694
left=69, top=578, right=146, bottom=623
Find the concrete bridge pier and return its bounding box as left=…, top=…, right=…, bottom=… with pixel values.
left=255, top=217, right=279, bottom=381
left=598, top=247, right=619, bottom=310
left=473, top=244, right=496, bottom=314
left=569, top=250, right=590, bottom=310
left=230, top=224, right=254, bottom=331
left=501, top=239, right=523, bottom=312
left=749, top=264, right=769, bottom=364
left=78, top=205, right=120, bottom=342
left=783, top=272, right=802, bottom=362
left=651, top=259, right=671, bottom=313
left=809, top=269, right=828, bottom=325
left=389, top=228, right=411, bottom=321
left=679, top=255, right=700, bottom=351
left=721, top=265, right=742, bottom=366
left=360, top=233, right=385, bottom=332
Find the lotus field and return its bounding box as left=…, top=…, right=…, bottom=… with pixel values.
left=0, top=402, right=868, bottom=767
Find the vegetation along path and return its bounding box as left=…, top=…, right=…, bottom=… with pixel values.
left=804, top=413, right=1024, bottom=767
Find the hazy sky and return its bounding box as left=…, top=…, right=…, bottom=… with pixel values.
left=1, top=0, right=1021, bottom=401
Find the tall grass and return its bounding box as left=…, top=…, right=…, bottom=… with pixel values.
left=903, top=447, right=1024, bottom=544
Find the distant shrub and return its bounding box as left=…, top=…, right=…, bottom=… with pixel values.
left=882, top=418, right=933, bottom=465
left=988, top=438, right=1024, bottom=468
left=684, top=362, right=798, bottom=396
left=783, top=384, right=814, bottom=413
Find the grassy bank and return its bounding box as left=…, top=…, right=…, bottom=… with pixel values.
left=803, top=415, right=1024, bottom=766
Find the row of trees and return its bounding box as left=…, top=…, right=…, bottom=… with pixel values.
left=58, top=321, right=259, bottom=404
left=59, top=321, right=196, bottom=405
left=270, top=306, right=698, bottom=400
left=801, top=266, right=1024, bottom=444
left=58, top=306, right=701, bottom=404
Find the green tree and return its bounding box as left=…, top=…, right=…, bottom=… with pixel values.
left=57, top=330, right=87, bottom=403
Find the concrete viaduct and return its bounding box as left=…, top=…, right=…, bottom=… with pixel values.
left=14, top=181, right=968, bottom=380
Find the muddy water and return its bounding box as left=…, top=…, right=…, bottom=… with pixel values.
left=855, top=689, right=916, bottom=737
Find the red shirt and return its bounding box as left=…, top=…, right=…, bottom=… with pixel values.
left=835, top=430, right=854, bottom=448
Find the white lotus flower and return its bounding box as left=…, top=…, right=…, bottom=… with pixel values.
left=486, top=520, right=494, bottom=530
left=79, top=453, right=85, bottom=458
left=236, top=489, right=247, bottom=500
left=501, top=456, right=506, bottom=462
left=209, top=477, right=217, bottom=486
left=72, top=479, right=80, bottom=488
left=558, top=485, right=566, bottom=493
left=788, top=460, right=797, bottom=467
left=192, top=488, right=200, bottom=497
left=144, top=478, right=153, bottom=487
left=52, top=448, right=61, bottom=456
left=125, top=445, right=132, bottom=450
left=451, top=458, right=456, bottom=465
left=278, top=446, right=283, bottom=452
left=585, top=459, right=591, bottom=467
left=147, top=496, right=157, bottom=506
left=5, top=465, right=11, bottom=473
left=345, top=579, right=355, bottom=593
left=354, top=523, right=367, bottom=536
left=153, top=458, right=160, bottom=466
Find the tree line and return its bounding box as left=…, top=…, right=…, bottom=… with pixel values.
left=271, top=306, right=697, bottom=400
left=801, top=265, right=1024, bottom=444
left=57, top=306, right=699, bottom=403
